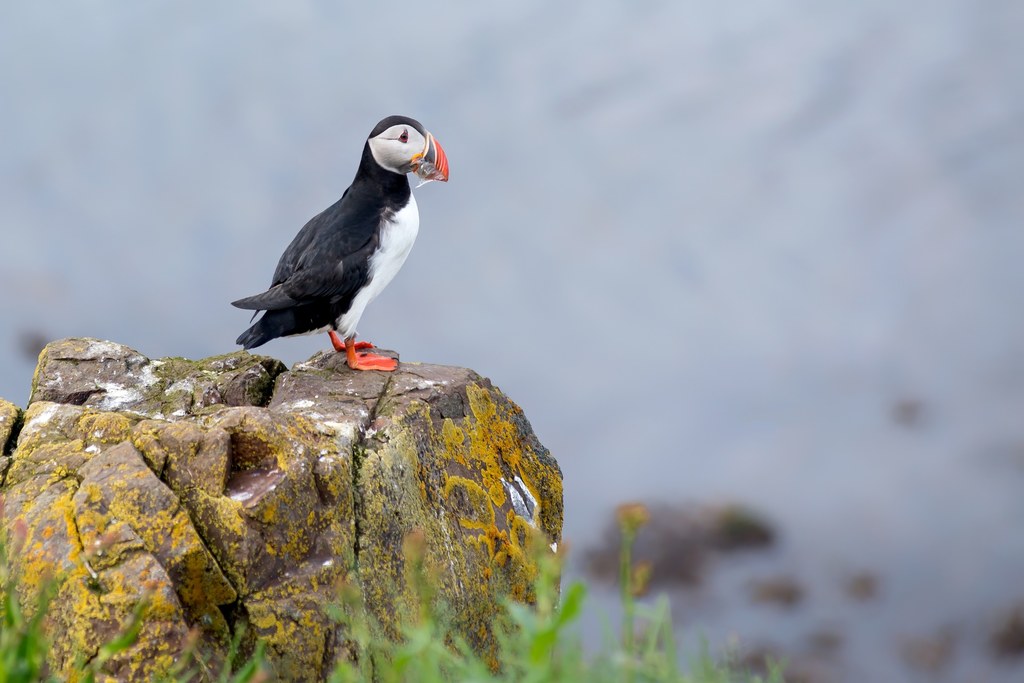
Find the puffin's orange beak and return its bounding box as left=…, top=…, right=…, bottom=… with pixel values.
left=413, top=132, right=449, bottom=182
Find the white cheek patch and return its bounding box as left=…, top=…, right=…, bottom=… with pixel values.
left=368, top=127, right=427, bottom=175
left=368, top=139, right=408, bottom=174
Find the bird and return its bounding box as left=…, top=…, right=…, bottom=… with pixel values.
left=232, top=115, right=449, bottom=371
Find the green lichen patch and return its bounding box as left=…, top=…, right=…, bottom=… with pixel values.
left=153, top=352, right=287, bottom=414
left=356, top=428, right=456, bottom=642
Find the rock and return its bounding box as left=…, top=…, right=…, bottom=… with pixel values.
left=0, top=398, right=20, bottom=453
left=29, top=337, right=287, bottom=418
left=1, top=338, right=562, bottom=682
left=0, top=398, right=21, bottom=483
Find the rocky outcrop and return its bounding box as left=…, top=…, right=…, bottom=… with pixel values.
left=0, top=338, right=562, bottom=681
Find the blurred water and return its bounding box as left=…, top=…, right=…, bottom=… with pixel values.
left=2, top=2, right=1023, bottom=680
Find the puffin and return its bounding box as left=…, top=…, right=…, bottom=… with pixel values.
left=232, top=115, right=449, bottom=371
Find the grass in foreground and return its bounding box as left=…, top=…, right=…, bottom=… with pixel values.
left=0, top=504, right=780, bottom=682
left=326, top=506, right=781, bottom=683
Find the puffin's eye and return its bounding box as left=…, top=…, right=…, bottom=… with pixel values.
left=399, top=130, right=409, bottom=143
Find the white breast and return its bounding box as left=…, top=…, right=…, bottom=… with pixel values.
left=335, top=194, right=419, bottom=339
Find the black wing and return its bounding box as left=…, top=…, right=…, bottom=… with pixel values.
left=232, top=184, right=383, bottom=311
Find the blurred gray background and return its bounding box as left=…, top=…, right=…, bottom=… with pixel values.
left=2, top=1, right=1023, bottom=681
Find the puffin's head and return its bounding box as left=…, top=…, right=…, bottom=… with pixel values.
left=366, top=115, right=449, bottom=182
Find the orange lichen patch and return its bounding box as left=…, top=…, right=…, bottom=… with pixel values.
left=3, top=472, right=190, bottom=680
left=256, top=500, right=280, bottom=525
left=463, top=388, right=545, bottom=526
left=49, top=463, right=76, bottom=483
left=484, top=525, right=507, bottom=559
left=378, top=381, right=562, bottom=637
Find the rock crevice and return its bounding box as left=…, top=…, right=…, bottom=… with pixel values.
left=0, top=399, right=21, bottom=461
left=0, top=338, right=562, bottom=682
left=349, top=372, right=394, bottom=570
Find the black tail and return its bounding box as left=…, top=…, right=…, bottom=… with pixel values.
left=236, top=305, right=330, bottom=349
left=236, top=310, right=291, bottom=349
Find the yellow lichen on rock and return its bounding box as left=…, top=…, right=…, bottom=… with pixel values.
left=427, top=383, right=562, bottom=546
left=2, top=340, right=561, bottom=682
left=445, top=475, right=496, bottom=531
left=77, top=411, right=134, bottom=448
left=354, top=375, right=561, bottom=666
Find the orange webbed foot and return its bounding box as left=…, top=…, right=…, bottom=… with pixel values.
left=347, top=352, right=398, bottom=372
left=334, top=333, right=397, bottom=371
